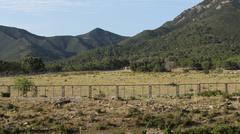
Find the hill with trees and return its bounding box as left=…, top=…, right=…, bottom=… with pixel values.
left=63, top=0, right=240, bottom=72
left=0, top=26, right=128, bottom=61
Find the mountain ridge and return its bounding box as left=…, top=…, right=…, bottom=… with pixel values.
left=65, top=0, right=240, bottom=71
left=0, top=25, right=128, bottom=61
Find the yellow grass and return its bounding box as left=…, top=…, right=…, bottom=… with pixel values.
left=0, top=71, right=239, bottom=85
left=0, top=70, right=239, bottom=85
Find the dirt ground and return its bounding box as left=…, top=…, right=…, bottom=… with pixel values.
left=1, top=96, right=240, bottom=134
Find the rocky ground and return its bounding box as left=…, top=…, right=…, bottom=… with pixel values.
left=1, top=95, right=240, bottom=134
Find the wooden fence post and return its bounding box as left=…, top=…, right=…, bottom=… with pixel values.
left=116, top=86, right=120, bottom=99
left=72, top=86, right=74, bottom=97
left=52, top=87, right=55, bottom=97
left=61, top=86, right=65, bottom=97
left=176, top=85, right=180, bottom=97
left=148, top=85, right=152, bottom=98
left=7, top=86, right=11, bottom=97
left=197, top=84, right=201, bottom=94
left=44, top=87, right=46, bottom=97
left=33, top=86, right=38, bottom=97
left=225, top=83, right=229, bottom=94
left=89, top=86, right=92, bottom=99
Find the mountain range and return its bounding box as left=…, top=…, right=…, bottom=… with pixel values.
left=1, top=0, right=240, bottom=71
left=0, top=26, right=128, bottom=61
left=65, top=0, right=240, bottom=70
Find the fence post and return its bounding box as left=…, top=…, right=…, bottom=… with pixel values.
left=197, top=84, right=201, bottom=94
left=116, top=86, right=120, bottom=99
left=89, top=86, right=92, bottom=99
left=225, top=83, right=229, bottom=94
left=61, top=86, right=65, bottom=97
left=52, top=87, right=55, bottom=97
left=33, top=86, right=38, bottom=97
left=7, top=86, right=11, bottom=97
left=176, top=85, right=180, bottom=97
left=44, top=87, right=46, bottom=97
left=148, top=85, right=152, bottom=98
left=72, top=86, right=74, bottom=97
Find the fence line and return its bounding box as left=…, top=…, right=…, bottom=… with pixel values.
left=0, top=82, right=240, bottom=99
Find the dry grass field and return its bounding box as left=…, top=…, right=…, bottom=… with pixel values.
left=0, top=71, right=239, bottom=98
left=0, top=70, right=239, bottom=85
left=0, top=71, right=240, bottom=133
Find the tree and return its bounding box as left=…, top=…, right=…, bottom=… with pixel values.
left=21, top=55, right=45, bottom=73
left=46, top=63, right=63, bottom=72
left=14, top=77, right=35, bottom=97
left=223, top=60, right=240, bottom=70
left=202, top=59, right=214, bottom=70
left=191, top=62, right=203, bottom=70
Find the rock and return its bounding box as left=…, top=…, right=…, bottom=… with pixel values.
left=54, top=98, right=71, bottom=108
left=216, top=5, right=222, bottom=10
left=110, top=96, right=117, bottom=100
left=0, top=113, right=9, bottom=119
left=209, top=105, right=214, bottom=109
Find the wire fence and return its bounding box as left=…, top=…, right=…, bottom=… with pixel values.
left=0, top=83, right=240, bottom=99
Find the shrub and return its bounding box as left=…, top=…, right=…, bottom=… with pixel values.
left=112, top=132, right=125, bottom=134
left=222, top=57, right=240, bottom=70
left=14, top=77, right=35, bottom=97
left=96, top=108, right=106, bottom=114
left=46, top=63, right=63, bottom=72
left=175, top=127, right=210, bottom=134
left=93, top=91, right=106, bottom=100
left=212, top=124, right=240, bottom=134
left=202, top=59, right=214, bottom=70
left=136, top=113, right=193, bottom=130
left=136, top=114, right=165, bottom=129
left=174, top=125, right=240, bottom=134
left=95, top=123, right=108, bottom=130
left=57, top=125, right=67, bottom=134
left=0, top=103, right=18, bottom=111
left=126, top=108, right=142, bottom=118
left=232, top=92, right=240, bottom=96
left=0, top=92, right=10, bottom=97
left=197, top=90, right=223, bottom=97
left=191, top=62, right=203, bottom=70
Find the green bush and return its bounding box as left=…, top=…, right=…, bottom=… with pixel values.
left=175, top=127, right=210, bottom=134
left=213, top=124, right=240, bottom=134
left=14, top=77, right=35, bottom=97
left=174, top=124, right=240, bottom=134
left=126, top=108, right=142, bottom=118
left=136, top=113, right=193, bottom=130
left=232, top=92, right=240, bottom=96
left=222, top=57, right=240, bottom=70
left=0, top=92, right=10, bottom=97
left=95, top=123, right=108, bottom=130
left=197, top=90, right=223, bottom=97
left=0, top=103, right=18, bottom=111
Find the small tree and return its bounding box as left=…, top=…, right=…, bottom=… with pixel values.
left=191, top=62, right=203, bottom=70
left=21, top=55, right=45, bottom=73
left=202, top=59, right=214, bottom=70
left=223, top=60, right=240, bottom=70
left=14, top=77, right=35, bottom=97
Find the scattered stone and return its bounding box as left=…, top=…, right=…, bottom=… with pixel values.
left=0, top=113, right=9, bottom=119
left=54, top=98, right=71, bottom=108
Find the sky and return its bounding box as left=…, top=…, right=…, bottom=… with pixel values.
left=0, top=0, right=202, bottom=37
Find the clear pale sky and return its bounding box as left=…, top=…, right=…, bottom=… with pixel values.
left=0, top=0, right=202, bottom=37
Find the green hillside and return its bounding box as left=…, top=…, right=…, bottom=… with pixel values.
left=65, top=0, right=240, bottom=71
left=0, top=26, right=128, bottom=61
